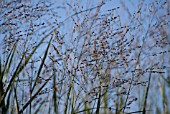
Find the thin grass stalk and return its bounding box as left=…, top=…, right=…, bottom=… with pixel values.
left=19, top=75, right=53, bottom=113
left=1, top=42, right=17, bottom=78
left=115, top=96, right=119, bottom=114
left=158, top=77, right=168, bottom=114
left=156, top=106, right=161, bottom=114
left=103, top=88, right=108, bottom=114
left=71, top=80, right=75, bottom=114
left=119, top=96, right=124, bottom=114
left=29, top=70, right=32, bottom=114
left=0, top=43, right=17, bottom=113
left=96, top=73, right=102, bottom=114
left=83, top=98, right=90, bottom=114
left=0, top=58, right=5, bottom=112
left=125, top=110, right=152, bottom=114
left=162, top=80, right=167, bottom=114
left=48, top=98, right=52, bottom=114
left=0, top=43, right=17, bottom=100
left=7, top=89, right=13, bottom=114
left=18, top=35, right=53, bottom=113
left=122, top=75, right=133, bottom=113
left=64, top=83, right=72, bottom=114
left=96, top=88, right=101, bottom=114
left=91, top=88, right=97, bottom=114
left=64, top=75, right=75, bottom=114
left=140, top=87, right=146, bottom=111
left=1, top=31, right=54, bottom=104
left=31, top=34, right=53, bottom=92
left=161, top=53, right=167, bottom=113
left=53, top=71, right=58, bottom=114
left=34, top=100, right=46, bottom=114
left=5, top=86, right=13, bottom=114
left=0, top=47, right=25, bottom=107
left=142, top=72, right=152, bottom=114
left=14, top=86, right=19, bottom=114
left=103, top=68, right=109, bottom=114
left=138, top=85, right=141, bottom=111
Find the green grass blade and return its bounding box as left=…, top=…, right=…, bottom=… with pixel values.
left=64, top=84, right=72, bottom=114
left=142, top=72, right=152, bottom=114
left=14, top=86, right=19, bottom=114
left=31, top=34, right=53, bottom=92
left=0, top=57, right=3, bottom=96
left=0, top=44, right=18, bottom=106
left=1, top=51, right=25, bottom=104
left=0, top=43, right=16, bottom=81
left=34, top=99, right=46, bottom=114
left=0, top=31, right=53, bottom=106
left=83, top=98, right=90, bottom=114
left=103, top=85, right=109, bottom=114
left=71, top=78, right=75, bottom=114
left=96, top=87, right=101, bottom=114
left=19, top=75, right=53, bottom=113
left=53, top=72, right=58, bottom=114
left=5, top=86, right=13, bottom=114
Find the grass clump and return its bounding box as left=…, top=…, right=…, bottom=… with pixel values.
left=0, top=0, right=169, bottom=114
